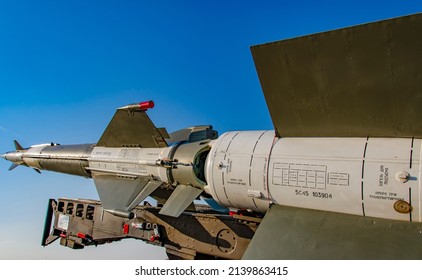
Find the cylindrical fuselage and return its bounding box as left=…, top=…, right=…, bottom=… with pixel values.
left=25, top=144, right=95, bottom=177
left=86, top=139, right=210, bottom=188
left=205, top=131, right=421, bottom=222
left=16, top=140, right=211, bottom=188
left=8, top=130, right=421, bottom=223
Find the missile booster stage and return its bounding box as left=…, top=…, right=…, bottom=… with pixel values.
left=206, top=131, right=420, bottom=222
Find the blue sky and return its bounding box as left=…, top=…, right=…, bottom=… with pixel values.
left=0, top=1, right=421, bottom=259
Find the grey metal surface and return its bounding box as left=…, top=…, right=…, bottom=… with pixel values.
left=40, top=144, right=94, bottom=158
left=251, top=13, right=422, bottom=137
left=159, top=184, right=203, bottom=217
left=126, top=180, right=163, bottom=209
left=97, top=107, right=168, bottom=148
left=92, top=174, right=158, bottom=211
left=37, top=144, right=94, bottom=177
left=170, top=140, right=211, bottom=187
left=167, top=126, right=217, bottom=144
left=242, top=205, right=422, bottom=259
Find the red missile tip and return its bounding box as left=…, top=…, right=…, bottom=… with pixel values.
left=139, top=100, right=154, bottom=110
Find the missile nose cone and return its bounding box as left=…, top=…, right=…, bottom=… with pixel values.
left=1, top=151, right=22, bottom=163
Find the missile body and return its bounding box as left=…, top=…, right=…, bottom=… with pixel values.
left=2, top=139, right=210, bottom=194
left=205, top=131, right=420, bottom=222
left=2, top=131, right=419, bottom=223
left=86, top=139, right=210, bottom=189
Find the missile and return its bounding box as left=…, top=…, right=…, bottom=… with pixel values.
left=2, top=13, right=422, bottom=259
left=1, top=103, right=420, bottom=223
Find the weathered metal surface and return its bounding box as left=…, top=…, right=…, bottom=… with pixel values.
left=243, top=205, right=422, bottom=259
left=97, top=107, right=168, bottom=148
left=251, top=13, right=422, bottom=137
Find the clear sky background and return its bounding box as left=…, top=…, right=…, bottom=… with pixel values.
left=0, top=0, right=421, bottom=260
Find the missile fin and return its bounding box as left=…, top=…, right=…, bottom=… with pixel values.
left=126, top=180, right=162, bottom=210
left=167, top=126, right=217, bottom=145
left=159, top=185, right=202, bottom=217
left=157, top=127, right=170, bottom=139
left=92, top=174, right=162, bottom=212
left=8, top=163, right=19, bottom=171
left=167, top=128, right=192, bottom=144
left=13, top=140, right=24, bottom=151
left=242, top=204, right=422, bottom=259
left=97, top=105, right=168, bottom=148
left=251, top=13, right=422, bottom=137
left=202, top=197, right=230, bottom=213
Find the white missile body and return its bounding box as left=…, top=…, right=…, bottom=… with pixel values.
left=205, top=131, right=420, bottom=222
